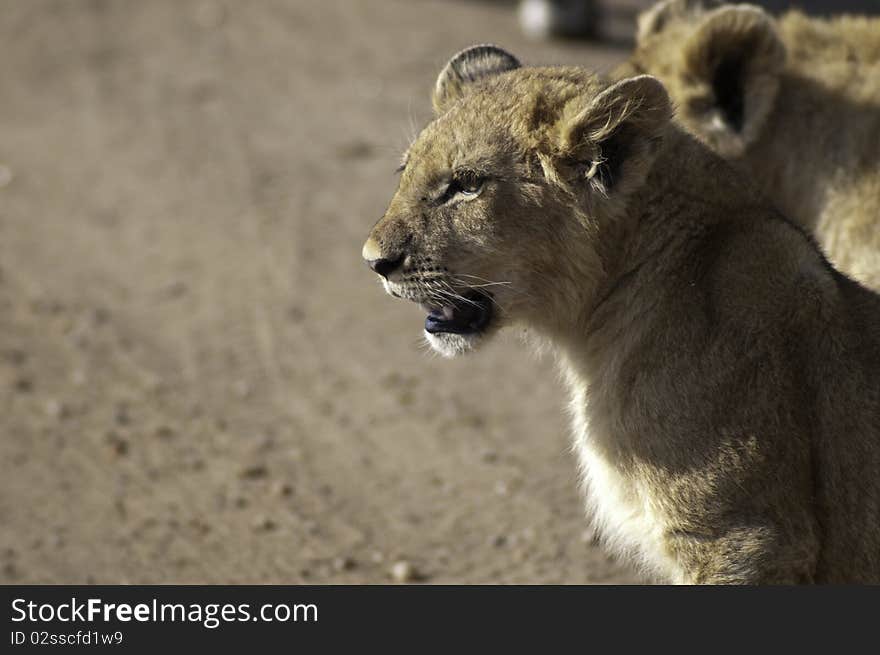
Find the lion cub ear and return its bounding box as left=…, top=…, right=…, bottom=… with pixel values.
left=557, top=75, right=672, bottom=198
left=433, top=44, right=521, bottom=114
left=636, top=0, right=723, bottom=43
left=681, top=5, right=785, bottom=156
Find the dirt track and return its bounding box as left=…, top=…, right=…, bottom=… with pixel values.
left=0, top=0, right=660, bottom=584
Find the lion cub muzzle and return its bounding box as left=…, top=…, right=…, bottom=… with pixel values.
left=362, top=237, right=407, bottom=280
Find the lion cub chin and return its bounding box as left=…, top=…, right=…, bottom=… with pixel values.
left=363, top=45, right=880, bottom=583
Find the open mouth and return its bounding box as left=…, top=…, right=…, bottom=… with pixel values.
left=421, top=291, right=493, bottom=335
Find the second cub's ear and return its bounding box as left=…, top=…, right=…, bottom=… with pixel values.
left=433, top=44, right=520, bottom=114
left=681, top=5, right=785, bottom=156
left=557, top=75, right=672, bottom=197
left=636, top=0, right=723, bottom=43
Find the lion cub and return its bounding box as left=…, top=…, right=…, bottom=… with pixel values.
left=624, top=0, right=880, bottom=290
left=363, top=45, right=880, bottom=583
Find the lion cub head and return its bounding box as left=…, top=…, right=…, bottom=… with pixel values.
left=363, top=46, right=672, bottom=357
left=627, top=0, right=785, bottom=157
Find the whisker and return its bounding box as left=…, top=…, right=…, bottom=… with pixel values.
left=430, top=288, right=477, bottom=308
left=450, top=278, right=511, bottom=289
left=450, top=273, right=531, bottom=300
left=453, top=273, right=512, bottom=285
left=450, top=276, right=532, bottom=303
left=437, top=282, right=482, bottom=307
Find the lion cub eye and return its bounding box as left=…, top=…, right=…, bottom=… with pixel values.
left=455, top=170, right=483, bottom=195
left=438, top=169, right=485, bottom=204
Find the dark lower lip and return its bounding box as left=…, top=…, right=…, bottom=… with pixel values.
left=424, top=292, right=493, bottom=335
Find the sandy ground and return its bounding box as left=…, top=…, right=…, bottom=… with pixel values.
left=5, top=0, right=869, bottom=585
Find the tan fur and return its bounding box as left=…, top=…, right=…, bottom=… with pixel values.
left=363, top=46, right=880, bottom=583
left=624, top=1, right=880, bottom=290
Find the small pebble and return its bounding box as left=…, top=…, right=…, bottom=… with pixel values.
left=159, top=280, right=188, bottom=300
left=389, top=560, right=420, bottom=583
left=186, top=457, right=205, bottom=471
left=13, top=377, right=32, bottom=393
left=3, top=562, right=19, bottom=580
left=272, top=481, right=293, bottom=497
left=252, top=516, right=277, bottom=532
left=239, top=464, right=268, bottom=480
left=45, top=399, right=68, bottom=420
left=234, top=380, right=252, bottom=398
left=89, top=307, right=110, bottom=326
left=114, top=403, right=131, bottom=425
left=189, top=519, right=211, bottom=536
left=256, top=434, right=276, bottom=451
left=333, top=556, right=356, bottom=572
left=0, top=164, right=13, bottom=188
left=106, top=432, right=129, bottom=456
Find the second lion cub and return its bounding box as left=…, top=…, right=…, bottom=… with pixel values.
left=624, top=0, right=880, bottom=290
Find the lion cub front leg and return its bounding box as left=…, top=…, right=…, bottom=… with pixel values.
left=668, top=523, right=820, bottom=584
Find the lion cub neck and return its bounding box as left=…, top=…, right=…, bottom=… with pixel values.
left=545, top=127, right=798, bottom=582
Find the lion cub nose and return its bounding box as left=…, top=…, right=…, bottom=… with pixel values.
left=362, top=238, right=405, bottom=279
left=367, top=254, right=405, bottom=279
